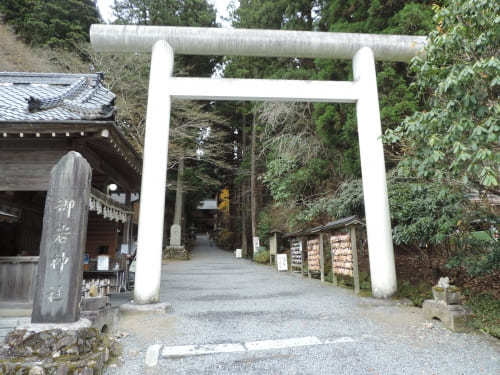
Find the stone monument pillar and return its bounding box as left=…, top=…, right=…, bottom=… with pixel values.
left=32, top=151, right=91, bottom=323
left=170, top=224, right=181, bottom=247
left=170, top=154, right=184, bottom=247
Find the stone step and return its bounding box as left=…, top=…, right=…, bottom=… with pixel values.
left=0, top=317, right=30, bottom=340
left=0, top=317, right=30, bottom=328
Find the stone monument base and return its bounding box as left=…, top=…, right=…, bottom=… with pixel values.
left=15, top=318, right=92, bottom=333
left=422, top=299, right=471, bottom=332
left=119, top=302, right=171, bottom=316
left=82, top=303, right=119, bottom=334
left=164, top=245, right=189, bottom=260
left=0, top=322, right=119, bottom=374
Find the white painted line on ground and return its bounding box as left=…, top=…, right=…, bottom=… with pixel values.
left=160, top=335, right=357, bottom=358
left=245, top=336, right=322, bottom=351
left=323, top=336, right=356, bottom=344
left=161, top=343, right=245, bottom=357
left=145, top=344, right=161, bottom=367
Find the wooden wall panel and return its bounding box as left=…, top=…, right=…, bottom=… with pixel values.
left=85, top=212, right=120, bottom=259
left=15, top=209, right=43, bottom=255
left=0, top=150, right=66, bottom=191
left=0, top=257, right=38, bottom=301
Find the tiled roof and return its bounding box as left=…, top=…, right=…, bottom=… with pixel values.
left=0, top=72, right=116, bottom=121
left=283, top=215, right=363, bottom=238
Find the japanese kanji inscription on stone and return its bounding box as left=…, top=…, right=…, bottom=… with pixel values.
left=32, top=151, right=92, bottom=323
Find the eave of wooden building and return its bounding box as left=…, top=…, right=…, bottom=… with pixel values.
left=0, top=121, right=141, bottom=192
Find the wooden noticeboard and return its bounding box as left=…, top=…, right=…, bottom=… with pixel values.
left=330, top=226, right=360, bottom=294
left=290, top=239, right=303, bottom=273
left=307, top=238, right=320, bottom=276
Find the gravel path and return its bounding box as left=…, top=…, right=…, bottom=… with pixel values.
left=106, top=235, right=499, bottom=374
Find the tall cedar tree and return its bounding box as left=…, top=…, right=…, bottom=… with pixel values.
left=223, top=0, right=320, bottom=246
left=110, top=0, right=232, bottom=223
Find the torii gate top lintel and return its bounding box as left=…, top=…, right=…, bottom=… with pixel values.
left=90, top=24, right=425, bottom=62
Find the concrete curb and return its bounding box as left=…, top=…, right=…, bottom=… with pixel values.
left=119, top=302, right=171, bottom=315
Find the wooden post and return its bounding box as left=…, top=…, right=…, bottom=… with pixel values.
left=330, top=233, right=338, bottom=286
left=269, top=233, right=276, bottom=266
left=319, top=233, right=325, bottom=283
left=122, top=192, right=131, bottom=291
left=350, top=225, right=360, bottom=295
left=300, top=237, right=304, bottom=277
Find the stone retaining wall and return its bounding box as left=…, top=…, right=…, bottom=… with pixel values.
left=0, top=327, right=119, bottom=374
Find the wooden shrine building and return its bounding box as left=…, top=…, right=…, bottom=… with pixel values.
left=0, top=72, right=142, bottom=304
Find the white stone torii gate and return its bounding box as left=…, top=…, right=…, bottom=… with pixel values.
left=90, top=25, right=426, bottom=302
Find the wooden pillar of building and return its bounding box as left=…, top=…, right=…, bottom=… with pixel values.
left=350, top=225, right=360, bottom=295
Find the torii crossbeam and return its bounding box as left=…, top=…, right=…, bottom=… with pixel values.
left=90, top=25, right=426, bottom=302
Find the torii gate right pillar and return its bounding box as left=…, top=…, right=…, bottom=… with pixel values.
left=353, top=47, right=397, bottom=298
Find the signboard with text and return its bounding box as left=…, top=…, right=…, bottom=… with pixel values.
left=277, top=254, right=288, bottom=271
left=253, top=237, right=260, bottom=253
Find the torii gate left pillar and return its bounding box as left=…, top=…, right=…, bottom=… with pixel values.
left=133, top=41, right=173, bottom=304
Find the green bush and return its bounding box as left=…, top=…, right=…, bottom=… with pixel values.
left=389, top=181, right=463, bottom=247
left=396, top=281, right=433, bottom=307
left=299, top=177, right=466, bottom=250
left=257, top=210, right=273, bottom=246
left=253, top=250, right=270, bottom=264
left=465, top=293, right=500, bottom=338
left=359, top=271, right=371, bottom=290
left=447, top=235, right=500, bottom=276
left=216, top=230, right=235, bottom=250
left=325, top=270, right=333, bottom=283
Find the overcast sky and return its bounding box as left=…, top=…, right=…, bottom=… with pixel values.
left=96, top=0, right=236, bottom=27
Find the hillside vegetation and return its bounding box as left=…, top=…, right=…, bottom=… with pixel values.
left=0, top=21, right=88, bottom=73
left=0, top=22, right=56, bottom=72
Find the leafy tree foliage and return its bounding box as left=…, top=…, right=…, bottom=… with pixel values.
left=313, top=0, right=435, bottom=177
left=258, top=102, right=332, bottom=206
left=0, top=0, right=100, bottom=49
left=112, top=0, right=219, bottom=76
left=296, top=177, right=465, bottom=250
left=113, top=0, right=216, bottom=26
left=448, top=236, right=500, bottom=277
left=385, top=0, right=500, bottom=193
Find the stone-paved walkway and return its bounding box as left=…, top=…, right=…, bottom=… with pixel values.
left=107, top=235, right=499, bottom=375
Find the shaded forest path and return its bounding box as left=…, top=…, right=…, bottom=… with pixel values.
left=108, top=235, right=499, bottom=374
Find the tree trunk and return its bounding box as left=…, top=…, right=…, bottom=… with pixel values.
left=251, top=107, right=257, bottom=250
left=241, top=183, right=248, bottom=257
left=241, top=121, right=249, bottom=257
left=173, top=153, right=184, bottom=226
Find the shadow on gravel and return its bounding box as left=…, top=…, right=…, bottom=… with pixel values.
left=188, top=291, right=301, bottom=302
left=186, top=310, right=336, bottom=322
